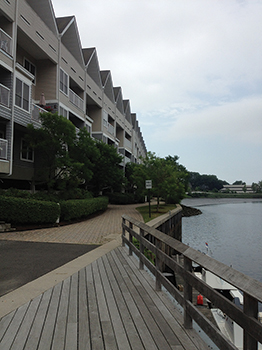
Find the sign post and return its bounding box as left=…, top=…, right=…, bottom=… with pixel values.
left=145, top=180, right=152, bottom=218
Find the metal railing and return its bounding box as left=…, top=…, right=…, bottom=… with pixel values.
left=122, top=215, right=262, bottom=350
left=0, top=138, right=8, bottom=159
left=0, top=28, right=13, bottom=56
left=0, top=83, right=10, bottom=108
left=69, top=89, right=84, bottom=111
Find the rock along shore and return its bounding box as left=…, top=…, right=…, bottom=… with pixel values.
left=181, top=204, right=202, bottom=217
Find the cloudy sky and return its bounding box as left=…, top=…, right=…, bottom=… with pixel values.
left=52, top=0, right=262, bottom=184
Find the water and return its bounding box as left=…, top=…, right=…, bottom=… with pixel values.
left=181, top=198, right=262, bottom=283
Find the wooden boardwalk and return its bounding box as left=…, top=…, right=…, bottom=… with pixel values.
left=0, top=246, right=210, bottom=350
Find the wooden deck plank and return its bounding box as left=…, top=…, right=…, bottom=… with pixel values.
left=0, top=310, right=15, bottom=341
left=92, top=259, right=118, bottom=350
left=0, top=301, right=30, bottom=349
left=37, top=282, right=62, bottom=350
left=10, top=294, right=42, bottom=350
left=65, top=272, right=78, bottom=350
left=51, top=277, right=70, bottom=350
left=102, top=253, right=145, bottom=350
left=0, top=245, right=213, bottom=350
left=119, top=247, right=210, bottom=350
left=107, top=250, right=159, bottom=350
left=97, top=255, right=132, bottom=350
left=112, top=248, right=174, bottom=350
left=24, top=288, right=53, bottom=350
left=78, top=268, right=91, bottom=350
left=86, top=264, right=104, bottom=350
left=115, top=249, right=182, bottom=347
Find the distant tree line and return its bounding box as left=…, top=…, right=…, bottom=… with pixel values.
left=188, top=172, right=228, bottom=192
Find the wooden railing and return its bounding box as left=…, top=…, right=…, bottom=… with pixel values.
left=122, top=214, right=262, bottom=350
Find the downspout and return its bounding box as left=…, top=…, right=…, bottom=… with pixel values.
left=8, top=0, right=19, bottom=176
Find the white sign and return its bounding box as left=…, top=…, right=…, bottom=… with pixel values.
left=145, top=180, right=152, bottom=189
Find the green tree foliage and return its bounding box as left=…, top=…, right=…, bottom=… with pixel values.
left=27, top=112, right=79, bottom=191
left=89, top=140, right=124, bottom=195
left=27, top=112, right=124, bottom=194
left=189, top=172, right=228, bottom=191
left=126, top=152, right=188, bottom=210
left=252, top=181, right=262, bottom=193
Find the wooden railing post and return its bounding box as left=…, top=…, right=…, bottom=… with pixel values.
left=155, top=238, right=162, bottom=291
left=184, top=256, right=193, bottom=329
left=244, top=293, right=258, bottom=350
left=129, top=222, right=133, bottom=256
left=122, top=217, right=126, bottom=247
left=139, top=228, right=144, bottom=270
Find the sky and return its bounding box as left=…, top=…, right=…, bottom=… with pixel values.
left=52, top=0, right=262, bottom=185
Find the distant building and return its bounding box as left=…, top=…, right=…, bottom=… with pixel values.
left=0, top=0, right=147, bottom=189
left=221, top=185, right=254, bottom=193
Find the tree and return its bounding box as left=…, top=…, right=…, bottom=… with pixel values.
left=27, top=112, right=80, bottom=191
left=89, top=141, right=124, bottom=195
left=129, top=152, right=188, bottom=210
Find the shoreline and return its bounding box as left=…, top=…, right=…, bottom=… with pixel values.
left=181, top=197, right=262, bottom=208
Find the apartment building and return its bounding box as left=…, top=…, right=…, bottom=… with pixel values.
left=0, top=0, right=147, bottom=190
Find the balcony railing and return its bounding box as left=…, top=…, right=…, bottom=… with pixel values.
left=0, top=28, right=13, bottom=56
left=108, top=123, right=114, bottom=135
left=69, top=89, right=84, bottom=111
left=32, top=104, right=47, bottom=122
left=125, top=138, right=132, bottom=150
left=0, top=138, right=8, bottom=159
left=0, top=83, right=10, bottom=108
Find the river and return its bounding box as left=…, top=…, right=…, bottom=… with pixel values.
left=181, top=198, right=262, bottom=283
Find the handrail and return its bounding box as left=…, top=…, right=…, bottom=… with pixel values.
left=122, top=214, right=262, bottom=350
left=69, top=89, right=84, bottom=111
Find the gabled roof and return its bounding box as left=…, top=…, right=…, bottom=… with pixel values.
left=123, top=100, right=131, bottom=123
left=83, top=48, right=102, bottom=88
left=131, top=113, right=137, bottom=128
left=56, top=16, right=84, bottom=66
left=114, top=87, right=124, bottom=114
left=26, top=0, right=58, bottom=35
left=100, top=70, right=115, bottom=103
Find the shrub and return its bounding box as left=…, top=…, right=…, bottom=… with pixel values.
left=60, top=196, right=108, bottom=221
left=106, top=192, right=135, bottom=204
left=0, top=196, right=60, bottom=224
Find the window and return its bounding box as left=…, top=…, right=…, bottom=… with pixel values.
left=15, top=78, right=30, bottom=111
left=24, top=58, right=36, bottom=84
left=60, top=69, right=68, bottom=95
left=59, top=105, right=68, bottom=118
left=21, top=139, right=34, bottom=162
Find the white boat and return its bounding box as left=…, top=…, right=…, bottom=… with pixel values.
left=194, top=266, right=262, bottom=350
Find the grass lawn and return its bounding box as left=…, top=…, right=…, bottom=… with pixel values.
left=136, top=203, right=177, bottom=223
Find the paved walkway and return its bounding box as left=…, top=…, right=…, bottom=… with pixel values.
left=0, top=204, right=145, bottom=245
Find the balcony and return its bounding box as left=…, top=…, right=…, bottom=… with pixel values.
left=69, top=89, right=84, bottom=111
left=0, top=83, right=10, bottom=108
left=0, top=28, right=13, bottom=56
left=103, top=119, right=115, bottom=136
left=32, top=104, right=47, bottom=123
left=125, top=138, right=132, bottom=150
left=0, top=138, right=8, bottom=159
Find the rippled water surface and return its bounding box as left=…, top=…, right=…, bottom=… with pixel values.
left=181, top=199, right=262, bottom=282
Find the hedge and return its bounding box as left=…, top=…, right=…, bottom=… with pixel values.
left=60, top=196, right=109, bottom=221
left=0, top=196, right=60, bottom=224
